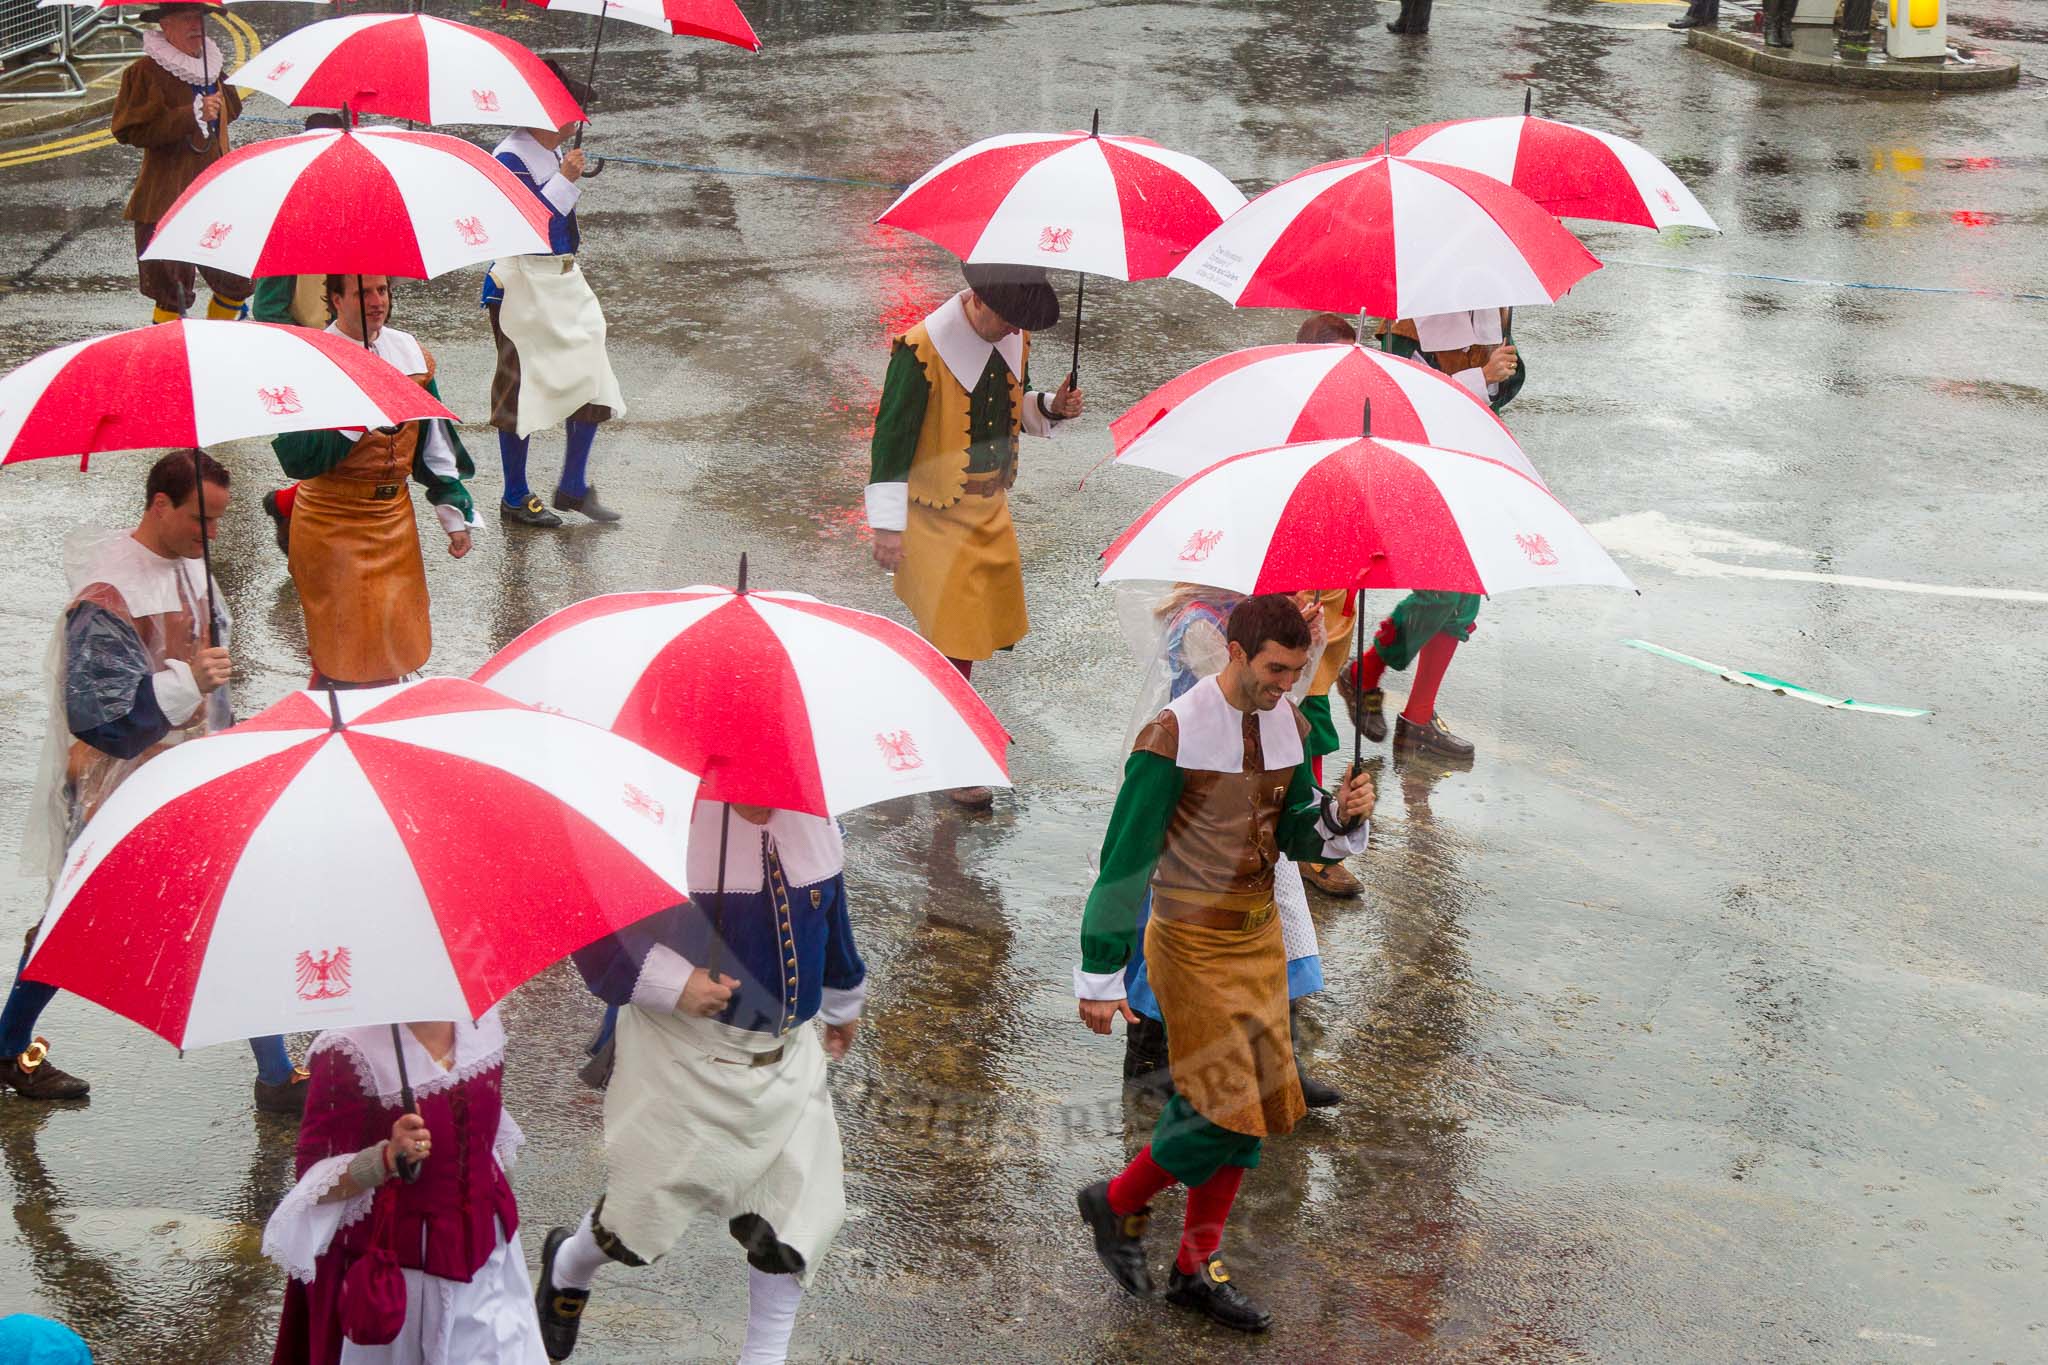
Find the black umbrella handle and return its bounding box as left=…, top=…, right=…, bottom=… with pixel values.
left=389, top=1023, right=423, bottom=1184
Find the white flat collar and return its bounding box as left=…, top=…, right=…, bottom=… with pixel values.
left=924, top=292, right=1025, bottom=392
left=493, top=128, right=558, bottom=180
left=1163, top=675, right=1304, bottom=773
left=323, top=320, right=425, bottom=376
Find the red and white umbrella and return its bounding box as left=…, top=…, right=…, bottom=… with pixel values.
left=1099, top=436, right=1631, bottom=598
left=1110, top=341, right=1544, bottom=488
left=1379, top=116, right=1717, bottom=232
left=474, top=583, right=1011, bottom=817
left=878, top=126, right=1246, bottom=282
left=23, top=678, right=702, bottom=1049
left=230, top=14, right=588, bottom=129
left=0, top=320, right=453, bottom=464
left=1170, top=153, right=1601, bottom=318
left=521, top=0, right=761, bottom=48
left=141, top=126, right=552, bottom=281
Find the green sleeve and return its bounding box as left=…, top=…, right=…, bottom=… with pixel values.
left=411, top=376, right=475, bottom=519
left=1079, top=750, right=1183, bottom=975
left=249, top=276, right=296, bottom=325
left=272, top=427, right=355, bottom=480
left=868, top=340, right=928, bottom=485
left=1275, top=762, right=1335, bottom=862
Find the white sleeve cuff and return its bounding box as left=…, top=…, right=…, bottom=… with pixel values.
left=1020, top=391, right=1064, bottom=438
left=541, top=173, right=582, bottom=217
left=1073, top=966, right=1127, bottom=1001
left=864, top=482, right=907, bottom=532
left=1451, top=367, right=1488, bottom=400
left=1314, top=813, right=1372, bottom=860
left=818, top=981, right=866, bottom=1026
left=152, top=660, right=203, bottom=727
left=630, top=943, right=695, bottom=1013
left=434, top=502, right=477, bottom=535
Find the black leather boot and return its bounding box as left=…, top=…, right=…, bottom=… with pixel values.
left=1290, top=1001, right=1342, bottom=1109
left=1407, top=0, right=1433, bottom=32
left=1122, top=1013, right=1175, bottom=1100
left=1386, top=0, right=1413, bottom=32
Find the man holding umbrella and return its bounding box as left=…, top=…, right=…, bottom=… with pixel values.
left=111, top=2, right=248, bottom=325
left=483, top=61, right=627, bottom=529
left=534, top=797, right=867, bottom=1365
left=1074, top=595, right=1373, bottom=1331
left=2, top=451, right=303, bottom=1112
left=865, top=262, right=1082, bottom=808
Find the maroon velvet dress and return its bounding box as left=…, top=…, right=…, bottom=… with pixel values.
left=267, top=1018, right=524, bottom=1365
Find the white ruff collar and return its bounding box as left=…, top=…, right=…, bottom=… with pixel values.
left=686, top=803, right=843, bottom=893
left=308, top=1009, right=507, bottom=1106
left=143, top=29, right=224, bottom=88
left=925, top=292, right=1025, bottom=392
left=1164, top=675, right=1304, bottom=773
left=324, top=320, right=426, bottom=377
left=492, top=128, right=558, bottom=180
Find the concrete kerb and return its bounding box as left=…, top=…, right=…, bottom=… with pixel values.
left=1687, top=24, right=2020, bottom=91
left=0, top=63, right=124, bottom=143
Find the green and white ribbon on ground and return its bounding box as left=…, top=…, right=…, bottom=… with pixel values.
left=1623, top=640, right=1931, bottom=718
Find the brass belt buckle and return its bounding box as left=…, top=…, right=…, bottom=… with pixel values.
left=560, top=256, right=575, bottom=273
left=1243, top=903, right=1274, bottom=930
left=749, top=1046, right=784, bottom=1068
left=373, top=482, right=400, bottom=499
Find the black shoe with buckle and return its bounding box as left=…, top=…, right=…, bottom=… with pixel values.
left=2, top=1037, right=89, bottom=1101
left=260, top=490, right=290, bottom=555
left=253, top=1065, right=311, bottom=1116
left=1077, top=1180, right=1153, bottom=1297
left=1393, top=712, right=1475, bottom=761
left=501, top=494, right=564, bottom=529
left=1166, top=1256, right=1272, bottom=1332
left=535, top=1226, right=591, bottom=1360
left=552, top=484, right=621, bottom=523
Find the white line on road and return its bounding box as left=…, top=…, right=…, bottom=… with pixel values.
left=1590, top=511, right=2048, bottom=605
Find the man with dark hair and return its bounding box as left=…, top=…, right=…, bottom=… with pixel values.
left=1073, top=593, right=1372, bottom=1331
left=3, top=451, right=304, bottom=1111
left=111, top=2, right=248, bottom=324
left=271, top=274, right=477, bottom=687
left=866, top=261, right=1083, bottom=808
left=483, top=60, right=626, bottom=529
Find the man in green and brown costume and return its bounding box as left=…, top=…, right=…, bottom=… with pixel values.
left=1073, top=595, right=1373, bottom=1332
left=865, top=263, right=1082, bottom=808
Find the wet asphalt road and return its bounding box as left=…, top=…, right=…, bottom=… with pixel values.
left=3, top=0, right=2048, bottom=1361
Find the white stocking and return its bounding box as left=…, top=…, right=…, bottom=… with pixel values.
left=737, top=1266, right=803, bottom=1365
left=551, top=1210, right=610, bottom=1291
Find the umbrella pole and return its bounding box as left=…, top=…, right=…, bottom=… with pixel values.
left=1066, top=108, right=1099, bottom=389
left=574, top=8, right=608, bottom=151
left=703, top=550, right=748, bottom=981
left=387, top=1022, right=423, bottom=1183
left=356, top=274, right=373, bottom=352
left=188, top=445, right=221, bottom=647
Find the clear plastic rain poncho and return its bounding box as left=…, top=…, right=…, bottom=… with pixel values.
left=1116, top=583, right=1324, bottom=751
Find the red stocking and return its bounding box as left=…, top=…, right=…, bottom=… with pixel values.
left=1401, top=633, right=1459, bottom=725
left=1175, top=1165, right=1246, bottom=1273
left=273, top=482, right=298, bottom=518
left=946, top=656, right=973, bottom=681
left=1107, top=1146, right=1176, bottom=1216
left=1351, top=643, right=1389, bottom=693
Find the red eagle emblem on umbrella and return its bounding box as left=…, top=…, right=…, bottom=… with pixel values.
left=1177, top=529, right=1224, bottom=562
left=1515, top=532, right=1559, bottom=566
left=256, top=385, right=303, bottom=416
left=266, top=60, right=293, bottom=81
left=198, top=222, right=233, bottom=250
left=621, top=782, right=665, bottom=824
left=471, top=89, right=500, bottom=113
left=454, top=216, right=490, bottom=247
left=1037, top=226, right=1074, bottom=254
left=295, top=947, right=352, bottom=1001
left=876, top=730, right=922, bottom=773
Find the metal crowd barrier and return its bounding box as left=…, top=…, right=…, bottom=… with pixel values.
left=0, top=1, right=143, bottom=102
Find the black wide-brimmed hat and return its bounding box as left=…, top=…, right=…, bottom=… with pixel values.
left=963, top=262, right=1060, bottom=332
left=541, top=58, right=594, bottom=114
left=139, top=2, right=217, bottom=20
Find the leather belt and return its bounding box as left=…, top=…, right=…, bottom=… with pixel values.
left=711, top=1044, right=784, bottom=1069
left=1150, top=898, right=1276, bottom=932
left=959, top=469, right=1015, bottom=498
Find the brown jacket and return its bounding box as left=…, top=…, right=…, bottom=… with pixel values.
left=111, top=56, right=242, bottom=223
left=1133, top=705, right=1311, bottom=911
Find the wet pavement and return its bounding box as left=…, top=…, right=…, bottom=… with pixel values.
left=3, top=0, right=2047, bottom=1360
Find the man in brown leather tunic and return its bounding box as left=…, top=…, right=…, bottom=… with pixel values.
left=1072, top=595, right=1373, bottom=1332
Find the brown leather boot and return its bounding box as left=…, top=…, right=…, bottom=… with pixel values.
left=2, top=1038, right=89, bottom=1101
left=1393, top=712, right=1475, bottom=761
left=1300, top=860, right=1363, bottom=897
